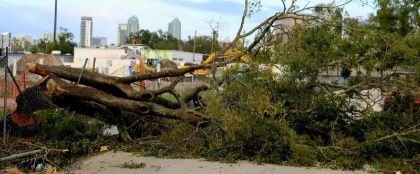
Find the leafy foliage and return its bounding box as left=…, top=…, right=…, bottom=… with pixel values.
left=127, top=29, right=220, bottom=54
left=138, top=2, right=419, bottom=172
left=181, top=35, right=221, bottom=54
left=36, top=109, right=105, bottom=156
left=127, top=29, right=179, bottom=50
left=30, top=27, right=77, bottom=54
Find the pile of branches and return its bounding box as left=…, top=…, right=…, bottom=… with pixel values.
left=19, top=62, right=221, bottom=142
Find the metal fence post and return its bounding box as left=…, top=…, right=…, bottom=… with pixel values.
left=76, top=58, right=89, bottom=85
left=3, top=47, right=8, bottom=144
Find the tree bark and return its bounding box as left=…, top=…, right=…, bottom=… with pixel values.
left=49, top=75, right=209, bottom=124
left=27, top=63, right=217, bottom=101
left=0, top=150, right=43, bottom=163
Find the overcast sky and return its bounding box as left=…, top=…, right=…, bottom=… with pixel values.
left=0, top=0, right=376, bottom=44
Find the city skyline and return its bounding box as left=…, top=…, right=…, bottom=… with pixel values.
left=0, top=0, right=376, bottom=45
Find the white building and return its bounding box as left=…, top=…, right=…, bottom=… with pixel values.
left=73, top=47, right=130, bottom=76
left=273, top=14, right=311, bottom=43
left=168, top=18, right=181, bottom=40
left=80, top=16, right=93, bottom=47
left=1, top=32, right=12, bottom=51
left=72, top=47, right=206, bottom=77
left=117, top=24, right=128, bottom=46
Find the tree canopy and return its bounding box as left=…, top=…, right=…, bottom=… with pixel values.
left=127, top=29, right=180, bottom=50
left=30, top=27, right=77, bottom=55
left=127, top=29, right=221, bottom=54
left=374, top=0, right=419, bottom=35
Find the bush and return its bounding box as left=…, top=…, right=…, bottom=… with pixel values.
left=359, top=112, right=419, bottom=159
left=35, top=109, right=105, bottom=157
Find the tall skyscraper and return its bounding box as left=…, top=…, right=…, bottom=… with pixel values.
left=118, top=24, right=128, bottom=46
left=43, top=32, right=53, bottom=42
left=168, top=18, right=181, bottom=40
left=92, top=37, right=107, bottom=47
left=1, top=32, right=12, bottom=51
left=80, top=16, right=93, bottom=47
left=127, top=16, right=139, bottom=35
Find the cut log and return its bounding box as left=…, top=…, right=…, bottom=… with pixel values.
left=49, top=75, right=209, bottom=124
left=27, top=63, right=223, bottom=100
left=0, top=150, right=43, bottom=163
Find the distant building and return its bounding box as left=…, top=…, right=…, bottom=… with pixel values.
left=18, top=35, right=34, bottom=44
left=1, top=32, right=12, bottom=52
left=168, top=18, right=181, bottom=40
left=118, top=24, right=128, bottom=46
left=80, top=16, right=93, bottom=47
left=43, top=32, right=53, bottom=42
left=314, top=4, right=343, bottom=22
left=127, top=16, right=139, bottom=35
left=72, top=47, right=204, bottom=77
left=92, top=37, right=107, bottom=47
left=273, top=14, right=312, bottom=43
left=273, top=4, right=343, bottom=43
left=12, top=35, right=34, bottom=53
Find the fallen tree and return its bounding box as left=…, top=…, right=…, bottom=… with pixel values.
left=2, top=0, right=342, bottom=142
left=18, top=64, right=214, bottom=141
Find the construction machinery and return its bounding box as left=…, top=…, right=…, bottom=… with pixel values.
left=192, top=48, right=251, bottom=76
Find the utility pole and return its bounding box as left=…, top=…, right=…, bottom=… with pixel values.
left=53, top=0, right=58, bottom=42
left=3, top=47, right=8, bottom=144
left=193, top=30, right=196, bottom=62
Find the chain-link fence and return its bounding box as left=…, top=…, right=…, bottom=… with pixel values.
left=1, top=48, right=39, bottom=143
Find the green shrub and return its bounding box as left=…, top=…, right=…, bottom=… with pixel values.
left=360, top=112, right=419, bottom=159
left=34, top=109, right=105, bottom=157
left=37, top=109, right=104, bottom=141
left=289, top=144, right=316, bottom=166
left=336, top=155, right=365, bottom=170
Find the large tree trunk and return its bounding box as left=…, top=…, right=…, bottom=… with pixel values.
left=49, top=75, right=209, bottom=124
left=5, top=62, right=214, bottom=141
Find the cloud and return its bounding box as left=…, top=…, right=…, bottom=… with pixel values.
left=0, top=0, right=376, bottom=45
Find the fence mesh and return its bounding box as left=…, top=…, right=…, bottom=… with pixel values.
left=1, top=67, right=39, bottom=132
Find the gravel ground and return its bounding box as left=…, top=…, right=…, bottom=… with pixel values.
left=68, top=151, right=366, bottom=174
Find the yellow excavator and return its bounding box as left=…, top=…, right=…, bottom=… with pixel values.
left=131, top=48, right=251, bottom=77
left=192, top=48, right=251, bottom=76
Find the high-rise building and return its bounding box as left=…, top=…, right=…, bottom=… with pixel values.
left=80, top=16, right=93, bottom=47
left=92, top=37, right=107, bottom=47
left=118, top=24, right=128, bottom=46
left=1, top=32, right=12, bottom=51
left=168, top=18, right=181, bottom=40
left=127, top=16, right=139, bottom=35
left=43, top=32, right=53, bottom=42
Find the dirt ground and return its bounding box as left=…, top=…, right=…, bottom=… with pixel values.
left=67, top=151, right=366, bottom=174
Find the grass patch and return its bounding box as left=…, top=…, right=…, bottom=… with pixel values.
left=119, top=161, right=146, bottom=169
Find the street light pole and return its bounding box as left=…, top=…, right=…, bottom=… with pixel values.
left=193, top=30, right=196, bottom=62
left=53, top=0, right=57, bottom=42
